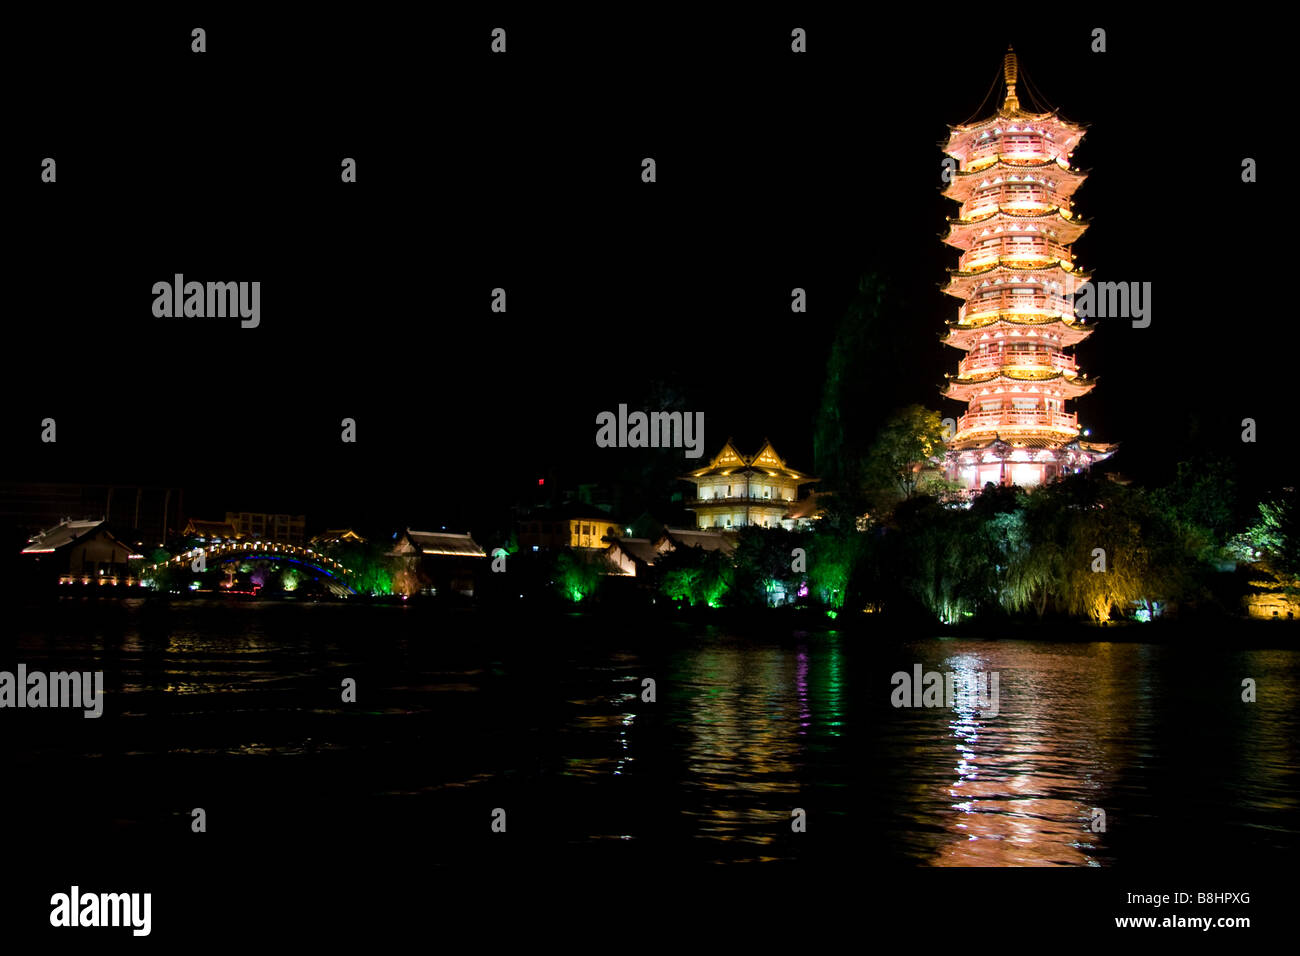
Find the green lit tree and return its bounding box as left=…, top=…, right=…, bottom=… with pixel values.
left=552, top=550, right=610, bottom=603
left=1239, top=492, right=1300, bottom=578
left=324, top=540, right=396, bottom=596
left=655, top=544, right=733, bottom=607
left=732, top=526, right=804, bottom=606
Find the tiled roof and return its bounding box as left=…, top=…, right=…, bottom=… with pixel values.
left=609, top=537, right=661, bottom=566
left=404, top=530, right=486, bottom=557
left=21, top=519, right=106, bottom=553
left=185, top=519, right=238, bottom=537
left=662, top=528, right=737, bottom=555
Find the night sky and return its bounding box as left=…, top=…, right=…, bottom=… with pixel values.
left=6, top=11, right=1280, bottom=536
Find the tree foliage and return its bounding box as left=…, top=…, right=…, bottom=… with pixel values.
left=655, top=544, right=734, bottom=607
left=863, top=405, right=949, bottom=508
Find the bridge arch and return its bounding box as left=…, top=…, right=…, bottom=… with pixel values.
left=144, top=540, right=357, bottom=595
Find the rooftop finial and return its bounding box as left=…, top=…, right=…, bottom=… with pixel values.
left=1002, top=45, right=1020, bottom=112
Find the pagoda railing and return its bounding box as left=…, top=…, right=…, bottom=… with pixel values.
left=959, top=296, right=1074, bottom=322
left=958, top=409, right=1077, bottom=433
left=685, top=496, right=796, bottom=509
left=965, top=187, right=1060, bottom=215
left=964, top=140, right=1055, bottom=166
left=959, top=351, right=1077, bottom=375
left=960, top=240, right=1072, bottom=271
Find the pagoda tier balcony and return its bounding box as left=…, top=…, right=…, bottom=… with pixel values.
left=945, top=211, right=1087, bottom=249
left=946, top=371, right=1094, bottom=401
left=961, top=187, right=1072, bottom=219
left=959, top=238, right=1073, bottom=271
left=946, top=118, right=1086, bottom=166
left=944, top=162, right=1086, bottom=203
left=685, top=495, right=796, bottom=509
left=958, top=293, right=1074, bottom=322
left=948, top=262, right=1081, bottom=282
left=958, top=349, right=1077, bottom=376
left=961, top=140, right=1060, bottom=167
left=944, top=264, right=1088, bottom=301
left=956, top=409, right=1078, bottom=434
left=946, top=320, right=1090, bottom=351
left=951, top=374, right=1092, bottom=403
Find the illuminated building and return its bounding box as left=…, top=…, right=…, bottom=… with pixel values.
left=20, top=519, right=142, bottom=586
left=517, top=507, right=624, bottom=551
left=225, top=511, right=307, bottom=545
left=389, top=529, right=486, bottom=597
left=682, top=439, right=819, bottom=530
left=940, top=48, right=1114, bottom=489
left=606, top=527, right=736, bottom=577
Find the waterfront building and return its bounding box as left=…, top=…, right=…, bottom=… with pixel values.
left=389, top=529, right=486, bottom=597
left=517, top=507, right=624, bottom=551
left=20, top=518, right=142, bottom=586
left=606, top=527, right=737, bottom=578
left=682, top=439, right=819, bottom=530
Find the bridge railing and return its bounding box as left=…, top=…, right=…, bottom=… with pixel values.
left=144, top=541, right=353, bottom=575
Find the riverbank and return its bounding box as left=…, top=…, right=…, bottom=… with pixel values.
left=11, top=590, right=1299, bottom=647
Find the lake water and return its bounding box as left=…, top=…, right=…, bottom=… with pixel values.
left=4, top=598, right=1298, bottom=870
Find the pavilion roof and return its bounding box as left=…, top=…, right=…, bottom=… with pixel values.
left=402, top=530, right=486, bottom=557
left=608, top=537, right=661, bottom=567
left=661, top=528, right=737, bottom=555
left=683, top=438, right=816, bottom=482
left=21, top=519, right=112, bottom=553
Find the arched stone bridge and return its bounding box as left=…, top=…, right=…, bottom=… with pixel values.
left=145, top=540, right=357, bottom=595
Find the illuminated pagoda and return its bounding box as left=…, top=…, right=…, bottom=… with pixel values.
left=939, top=47, right=1114, bottom=489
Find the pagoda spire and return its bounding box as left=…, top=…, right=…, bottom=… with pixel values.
left=1002, top=46, right=1019, bottom=112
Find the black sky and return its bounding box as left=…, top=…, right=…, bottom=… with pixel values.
left=5, top=11, right=1281, bottom=535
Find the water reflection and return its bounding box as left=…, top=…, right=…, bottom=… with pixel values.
left=8, top=602, right=1299, bottom=865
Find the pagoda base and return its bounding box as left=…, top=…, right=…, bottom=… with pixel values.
left=944, top=436, right=1116, bottom=491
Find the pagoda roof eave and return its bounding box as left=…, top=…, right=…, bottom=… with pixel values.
left=945, top=207, right=1087, bottom=227
left=943, top=317, right=1090, bottom=338
left=948, top=434, right=1090, bottom=451
left=945, top=111, right=1088, bottom=136
left=945, top=262, right=1088, bottom=281
left=944, top=157, right=1086, bottom=175
left=942, top=372, right=1096, bottom=398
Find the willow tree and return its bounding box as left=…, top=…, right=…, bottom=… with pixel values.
left=1025, top=475, right=1186, bottom=622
